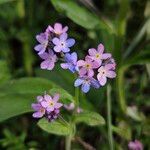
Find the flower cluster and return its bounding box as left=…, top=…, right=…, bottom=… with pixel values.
left=128, top=140, right=143, bottom=150
left=34, top=23, right=75, bottom=70
left=74, top=43, right=116, bottom=93
left=31, top=93, right=63, bottom=122
left=34, top=23, right=116, bottom=93
left=64, top=102, right=83, bottom=113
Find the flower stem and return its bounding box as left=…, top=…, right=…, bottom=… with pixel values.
left=75, top=87, right=80, bottom=109
left=107, top=85, right=114, bottom=150
left=65, top=135, right=72, bottom=150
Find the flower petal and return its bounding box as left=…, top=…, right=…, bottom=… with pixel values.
left=53, top=46, right=61, bottom=52
left=55, top=103, right=63, bottom=109
left=54, top=23, right=62, bottom=33
left=81, top=83, right=90, bottom=93
left=44, top=94, right=52, bottom=101
left=60, top=33, right=68, bottom=41
left=33, top=112, right=44, bottom=118
left=106, top=71, right=116, bottom=78
left=102, top=53, right=111, bottom=59
left=97, top=75, right=107, bottom=86
left=77, top=60, right=85, bottom=66
left=52, top=37, right=60, bottom=45
left=74, top=78, right=84, bottom=87
left=97, top=43, right=104, bottom=54
left=91, top=79, right=100, bottom=89
left=53, top=93, right=60, bottom=102
left=61, top=63, right=69, bottom=69
left=66, top=39, right=75, bottom=47
left=88, top=48, right=97, bottom=56
left=71, top=52, right=77, bottom=64
left=62, top=26, right=68, bottom=33
left=62, top=47, right=70, bottom=53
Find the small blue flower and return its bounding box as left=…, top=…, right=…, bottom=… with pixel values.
left=61, top=52, right=78, bottom=73
left=52, top=33, right=75, bottom=53
left=74, top=76, right=100, bottom=93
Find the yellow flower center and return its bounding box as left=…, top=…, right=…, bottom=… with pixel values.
left=85, top=64, right=91, bottom=69
left=96, top=54, right=100, bottom=58
left=49, top=101, right=54, bottom=107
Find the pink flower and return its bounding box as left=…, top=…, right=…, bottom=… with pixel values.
left=39, top=49, right=57, bottom=70
left=46, top=23, right=68, bottom=35
left=97, top=64, right=116, bottom=86
left=128, top=140, right=143, bottom=150
left=88, top=43, right=111, bottom=66
left=77, top=57, right=99, bottom=77
left=41, top=94, right=63, bottom=112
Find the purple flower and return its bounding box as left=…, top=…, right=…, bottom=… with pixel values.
left=97, top=64, right=116, bottom=86
left=77, top=57, right=99, bottom=77
left=46, top=109, right=60, bottom=122
left=31, top=95, right=46, bottom=118
left=52, top=33, right=75, bottom=53
left=41, top=94, right=63, bottom=112
left=46, top=23, right=68, bottom=35
left=34, top=33, right=49, bottom=55
left=88, top=43, right=111, bottom=66
left=39, top=49, right=57, bottom=70
left=64, top=102, right=75, bottom=111
left=61, top=52, right=78, bottom=73
left=128, top=140, right=143, bottom=150
left=74, top=76, right=100, bottom=93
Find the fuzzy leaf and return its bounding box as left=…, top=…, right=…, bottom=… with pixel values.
left=74, top=111, right=105, bottom=126
left=38, top=118, right=72, bottom=136
left=0, top=78, right=57, bottom=122
left=51, top=0, right=113, bottom=33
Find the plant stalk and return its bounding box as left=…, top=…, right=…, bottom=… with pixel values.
left=65, top=134, right=72, bottom=150
left=107, top=85, right=114, bottom=150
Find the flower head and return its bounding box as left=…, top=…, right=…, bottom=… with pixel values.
left=32, top=93, right=63, bottom=122
left=39, top=49, right=57, bottom=70
left=61, top=52, right=78, bottom=73
left=31, top=96, right=46, bottom=118
left=34, top=33, right=49, bottom=55
left=74, top=76, right=100, bottom=93
left=128, top=140, right=143, bottom=150
left=46, top=109, right=60, bottom=122
left=88, top=43, right=111, bottom=66
left=46, top=23, right=68, bottom=35
left=41, top=94, right=63, bottom=112
left=97, top=64, right=116, bottom=86
left=52, top=33, right=75, bottom=53
left=77, top=57, right=99, bottom=77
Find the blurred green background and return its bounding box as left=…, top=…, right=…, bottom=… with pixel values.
left=0, top=0, right=149, bottom=149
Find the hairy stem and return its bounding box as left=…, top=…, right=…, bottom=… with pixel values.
left=75, top=87, right=80, bottom=109
left=107, top=85, right=114, bottom=150
left=65, top=135, right=72, bottom=150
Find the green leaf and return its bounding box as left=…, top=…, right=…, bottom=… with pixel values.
left=0, top=77, right=56, bottom=96
left=112, top=125, right=131, bottom=141
left=38, top=118, right=72, bottom=136
left=0, top=0, right=16, bottom=4
left=49, top=88, right=74, bottom=104
left=0, top=94, right=34, bottom=122
left=35, top=66, right=75, bottom=95
left=126, top=106, right=145, bottom=122
left=51, top=0, right=113, bottom=33
left=74, top=111, right=105, bottom=126
left=0, top=77, right=57, bottom=122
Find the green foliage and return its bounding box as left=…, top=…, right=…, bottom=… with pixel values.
left=38, top=118, right=72, bottom=136
left=51, top=0, right=114, bottom=33
left=0, top=60, right=11, bottom=85
left=74, top=111, right=105, bottom=126
left=0, top=78, right=56, bottom=122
